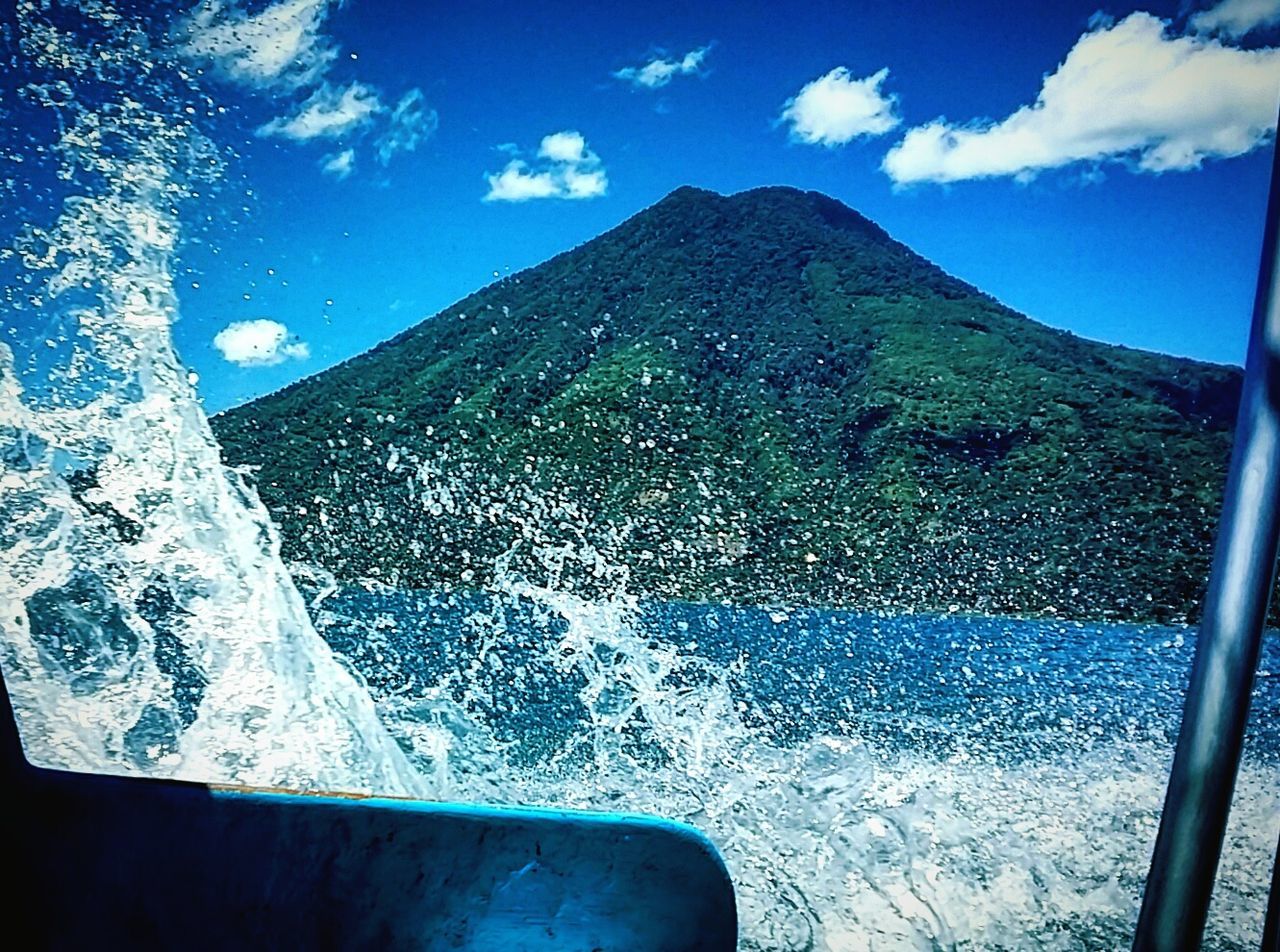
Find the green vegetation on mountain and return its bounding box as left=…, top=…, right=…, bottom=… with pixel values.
left=211, top=186, right=1241, bottom=623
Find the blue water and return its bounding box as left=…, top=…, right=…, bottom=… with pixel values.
left=316, top=590, right=1280, bottom=767
left=309, top=589, right=1280, bottom=949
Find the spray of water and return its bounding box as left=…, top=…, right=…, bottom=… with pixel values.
left=1, top=3, right=1276, bottom=950
left=0, top=0, right=421, bottom=796
left=357, top=466, right=1277, bottom=950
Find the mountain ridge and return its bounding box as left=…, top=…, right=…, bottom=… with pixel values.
left=211, top=185, right=1241, bottom=622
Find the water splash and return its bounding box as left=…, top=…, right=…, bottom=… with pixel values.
left=331, top=463, right=1278, bottom=949
left=0, top=0, right=421, bottom=796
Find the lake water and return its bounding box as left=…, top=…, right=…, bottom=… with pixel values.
left=315, top=588, right=1280, bottom=950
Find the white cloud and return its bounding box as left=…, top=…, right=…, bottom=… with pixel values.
left=560, top=164, right=609, bottom=199
left=182, top=0, right=338, bottom=90
left=614, top=46, right=711, bottom=89
left=259, top=81, right=383, bottom=141
left=485, top=165, right=560, bottom=201
left=537, top=130, right=589, bottom=163
left=484, top=131, right=608, bottom=202
left=213, top=320, right=310, bottom=367
left=320, top=148, right=355, bottom=179
left=1192, top=0, right=1280, bottom=38
left=883, top=12, right=1280, bottom=185
left=780, top=67, right=901, bottom=146
left=375, top=89, right=438, bottom=165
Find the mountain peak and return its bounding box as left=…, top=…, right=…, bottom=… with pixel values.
left=651, top=184, right=886, bottom=238
left=563, top=182, right=967, bottom=307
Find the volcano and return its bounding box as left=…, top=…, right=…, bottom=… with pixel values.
left=212, top=185, right=1240, bottom=622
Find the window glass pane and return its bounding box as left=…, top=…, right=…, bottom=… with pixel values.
left=2, top=1, right=1277, bottom=948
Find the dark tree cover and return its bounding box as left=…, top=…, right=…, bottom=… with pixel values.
left=211, top=185, right=1242, bottom=623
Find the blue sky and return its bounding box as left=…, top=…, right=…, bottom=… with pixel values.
left=34, top=0, right=1280, bottom=409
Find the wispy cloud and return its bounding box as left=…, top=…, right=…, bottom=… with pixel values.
left=882, top=10, right=1280, bottom=186
left=258, top=81, right=383, bottom=141
left=185, top=1, right=435, bottom=175
left=614, top=46, right=711, bottom=89
left=484, top=131, right=608, bottom=202
left=1191, top=0, right=1280, bottom=39
left=375, top=89, right=439, bottom=165
left=213, top=319, right=310, bottom=367
left=320, top=148, right=355, bottom=179
left=780, top=67, right=900, bottom=147
left=182, top=0, right=338, bottom=90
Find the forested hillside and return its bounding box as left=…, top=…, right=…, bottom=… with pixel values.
left=213, top=186, right=1241, bottom=622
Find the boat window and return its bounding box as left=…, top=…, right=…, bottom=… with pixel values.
left=2, top=1, right=1277, bottom=947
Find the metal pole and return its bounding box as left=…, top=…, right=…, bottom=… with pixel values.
left=1132, top=138, right=1280, bottom=950
left=1263, top=840, right=1279, bottom=952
